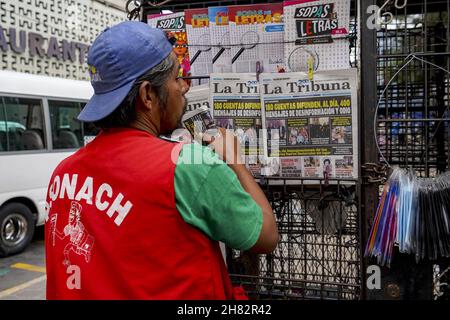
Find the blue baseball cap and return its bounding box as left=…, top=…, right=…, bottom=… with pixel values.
left=77, top=21, right=173, bottom=122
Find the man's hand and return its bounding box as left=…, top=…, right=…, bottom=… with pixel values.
left=202, top=127, right=278, bottom=253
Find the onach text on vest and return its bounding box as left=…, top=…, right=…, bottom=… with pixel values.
left=48, top=173, right=133, bottom=226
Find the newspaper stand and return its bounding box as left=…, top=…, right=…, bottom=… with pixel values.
left=133, top=0, right=450, bottom=300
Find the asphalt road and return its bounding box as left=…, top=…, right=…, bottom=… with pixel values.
left=0, top=226, right=46, bottom=300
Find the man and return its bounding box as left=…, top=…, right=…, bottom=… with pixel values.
left=45, top=21, right=278, bottom=299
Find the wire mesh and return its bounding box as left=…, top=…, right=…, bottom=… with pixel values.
left=228, top=179, right=361, bottom=300
left=375, top=0, right=450, bottom=177
left=374, top=0, right=450, bottom=299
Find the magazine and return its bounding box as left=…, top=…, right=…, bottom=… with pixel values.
left=147, top=12, right=191, bottom=78
left=228, top=3, right=285, bottom=73
left=283, top=0, right=351, bottom=72
left=186, top=8, right=212, bottom=85
left=208, top=7, right=232, bottom=73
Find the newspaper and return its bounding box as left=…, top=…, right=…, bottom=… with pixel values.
left=208, top=7, right=232, bottom=73
left=228, top=3, right=285, bottom=73
left=147, top=12, right=191, bottom=77
left=283, top=0, right=351, bottom=72
left=210, top=73, right=263, bottom=176
left=185, top=8, right=212, bottom=85
left=185, top=84, right=210, bottom=112
left=260, top=68, right=358, bottom=180
left=166, top=84, right=211, bottom=143
left=181, top=106, right=216, bottom=139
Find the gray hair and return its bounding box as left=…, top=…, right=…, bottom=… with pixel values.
left=93, top=54, right=176, bottom=128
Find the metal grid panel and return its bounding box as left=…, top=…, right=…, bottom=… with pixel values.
left=373, top=0, right=450, bottom=300
left=375, top=0, right=450, bottom=177
left=228, top=180, right=362, bottom=300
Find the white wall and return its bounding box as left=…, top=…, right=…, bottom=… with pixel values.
left=0, top=0, right=128, bottom=80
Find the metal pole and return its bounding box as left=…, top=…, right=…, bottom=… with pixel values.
left=360, top=0, right=379, bottom=300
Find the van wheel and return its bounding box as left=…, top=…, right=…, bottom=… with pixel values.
left=0, top=203, right=35, bottom=257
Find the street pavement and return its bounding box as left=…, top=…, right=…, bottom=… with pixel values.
left=0, top=226, right=46, bottom=300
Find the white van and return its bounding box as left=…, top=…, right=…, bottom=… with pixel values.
left=0, top=70, right=96, bottom=256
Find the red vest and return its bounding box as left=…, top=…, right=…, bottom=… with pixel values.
left=45, top=128, right=242, bottom=299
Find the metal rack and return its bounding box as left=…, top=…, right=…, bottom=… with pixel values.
left=134, top=0, right=450, bottom=300
left=365, top=0, right=450, bottom=299
left=227, top=178, right=362, bottom=300
left=375, top=0, right=450, bottom=176
left=136, top=0, right=364, bottom=300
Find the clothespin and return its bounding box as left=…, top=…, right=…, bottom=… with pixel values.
left=307, top=56, right=314, bottom=80
left=256, top=61, right=262, bottom=82
left=324, top=173, right=329, bottom=185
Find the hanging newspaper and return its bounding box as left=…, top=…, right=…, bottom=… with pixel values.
left=208, top=7, right=232, bottom=73
left=283, top=0, right=351, bottom=72
left=185, top=8, right=212, bottom=85
left=260, top=68, right=358, bottom=180
left=228, top=3, right=285, bottom=73
left=147, top=12, right=191, bottom=78
left=210, top=73, right=263, bottom=177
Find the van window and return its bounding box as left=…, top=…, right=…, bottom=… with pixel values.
left=0, top=96, right=46, bottom=151
left=80, top=104, right=99, bottom=140
left=49, top=100, right=85, bottom=149
left=49, top=100, right=99, bottom=149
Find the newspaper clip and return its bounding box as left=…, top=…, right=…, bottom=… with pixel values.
left=308, top=56, right=314, bottom=80
left=181, top=106, right=218, bottom=141
left=256, top=61, right=263, bottom=82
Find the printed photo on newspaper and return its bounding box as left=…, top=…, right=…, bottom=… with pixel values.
left=260, top=68, right=358, bottom=180
left=181, top=106, right=216, bottom=139
left=210, top=73, right=263, bottom=177
left=283, top=0, right=351, bottom=72
left=228, top=3, right=285, bottom=73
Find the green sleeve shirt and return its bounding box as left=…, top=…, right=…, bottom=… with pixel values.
left=174, top=142, right=263, bottom=251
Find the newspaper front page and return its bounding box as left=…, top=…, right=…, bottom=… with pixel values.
left=210, top=73, right=263, bottom=176
left=283, top=0, right=351, bottom=72
left=260, top=68, right=358, bottom=180
left=228, top=3, right=285, bottom=73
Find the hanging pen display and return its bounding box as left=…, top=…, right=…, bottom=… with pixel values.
left=366, top=168, right=450, bottom=266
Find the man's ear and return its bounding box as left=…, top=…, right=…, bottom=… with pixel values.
left=138, top=81, right=156, bottom=111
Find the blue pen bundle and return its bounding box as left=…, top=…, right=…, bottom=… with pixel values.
left=366, top=169, right=450, bottom=266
